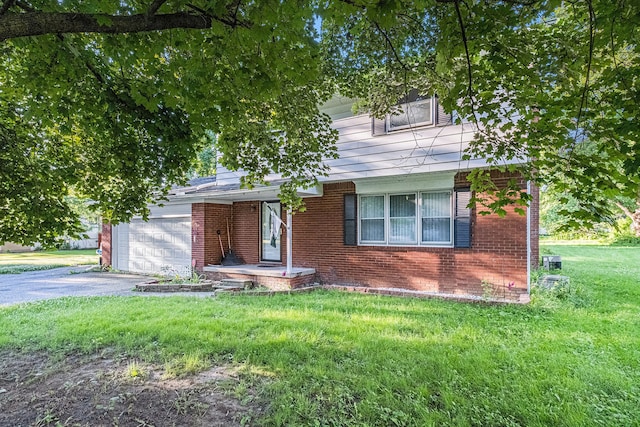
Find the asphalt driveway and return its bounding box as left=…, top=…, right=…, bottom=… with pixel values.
left=0, top=267, right=214, bottom=306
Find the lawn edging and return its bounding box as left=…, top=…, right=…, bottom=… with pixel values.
left=216, top=283, right=529, bottom=304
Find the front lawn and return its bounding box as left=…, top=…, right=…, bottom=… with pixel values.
left=0, top=243, right=638, bottom=426
left=0, top=249, right=98, bottom=274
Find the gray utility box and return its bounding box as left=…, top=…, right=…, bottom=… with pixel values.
left=542, top=255, right=562, bottom=270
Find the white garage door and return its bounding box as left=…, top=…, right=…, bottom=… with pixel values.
left=114, top=218, right=192, bottom=275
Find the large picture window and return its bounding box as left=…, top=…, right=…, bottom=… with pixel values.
left=359, top=191, right=452, bottom=246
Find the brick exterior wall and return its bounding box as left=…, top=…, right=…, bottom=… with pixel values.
left=104, top=170, right=538, bottom=301
left=223, top=171, right=537, bottom=300
left=230, top=201, right=261, bottom=264
left=191, top=203, right=232, bottom=271
left=205, top=271, right=315, bottom=290
left=101, top=223, right=112, bottom=267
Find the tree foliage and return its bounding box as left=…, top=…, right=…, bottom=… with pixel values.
left=188, top=131, right=217, bottom=179
left=1, top=0, right=638, bottom=245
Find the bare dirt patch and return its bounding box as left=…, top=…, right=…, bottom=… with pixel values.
left=0, top=350, right=265, bottom=426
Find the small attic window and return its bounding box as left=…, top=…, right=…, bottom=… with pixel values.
left=387, top=92, right=434, bottom=131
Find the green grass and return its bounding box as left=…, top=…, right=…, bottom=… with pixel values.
left=0, top=249, right=98, bottom=274
left=0, top=243, right=638, bottom=426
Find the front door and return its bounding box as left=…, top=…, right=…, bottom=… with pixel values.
left=261, top=201, right=282, bottom=262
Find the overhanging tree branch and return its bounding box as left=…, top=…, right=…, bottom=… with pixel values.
left=371, top=20, right=408, bottom=70
left=0, top=0, right=15, bottom=16
left=574, top=0, right=595, bottom=143
left=435, top=0, right=537, bottom=4
left=146, top=0, right=167, bottom=16
left=615, top=201, right=634, bottom=219
left=0, top=11, right=212, bottom=40
left=454, top=1, right=473, bottom=99
left=186, top=3, right=251, bottom=29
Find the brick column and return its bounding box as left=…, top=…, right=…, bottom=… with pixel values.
left=101, top=223, right=112, bottom=267
left=192, top=203, right=233, bottom=271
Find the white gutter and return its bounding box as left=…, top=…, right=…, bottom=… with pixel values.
left=170, top=184, right=323, bottom=201
left=168, top=180, right=219, bottom=195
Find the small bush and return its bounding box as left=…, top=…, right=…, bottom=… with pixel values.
left=530, top=272, right=590, bottom=308
left=609, top=218, right=640, bottom=246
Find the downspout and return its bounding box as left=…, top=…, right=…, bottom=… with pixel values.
left=526, top=180, right=531, bottom=295
left=286, top=210, right=293, bottom=277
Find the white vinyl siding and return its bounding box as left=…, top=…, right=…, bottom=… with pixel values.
left=213, top=96, right=519, bottom=188
left=214, top=115, right=481, bottom=187
left=324, top=116, right=482, bottom=182
left=359, top=192, right=453, bottom=247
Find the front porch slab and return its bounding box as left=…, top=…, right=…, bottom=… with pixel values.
left=203, top=264, right=316, bottom=291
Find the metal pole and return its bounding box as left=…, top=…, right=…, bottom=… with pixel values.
left=286, top=210, right=292, bottom=277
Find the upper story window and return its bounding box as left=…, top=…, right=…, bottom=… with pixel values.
left=371, top=91, right=451, bottom=136
left=387, top=96, right=433, bottom=131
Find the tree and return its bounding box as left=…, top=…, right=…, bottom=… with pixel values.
left=0, top=0, right=338, bottom=246
left=321, top=0, right=640, bottom=228
left=188, top=131, right=217, bottom=179
left=1, top=0, right=638, bottom=245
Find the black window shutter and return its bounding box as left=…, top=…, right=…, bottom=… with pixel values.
left=371, top=117, right=386, bottom=136
left=344, top=194, right=357, bottom=246
left=454, top=189, right=472, bottom=248
left=435, top=96, right=453, bottom=126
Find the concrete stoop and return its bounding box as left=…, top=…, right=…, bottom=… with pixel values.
left=136, top=281, right=215, bottom=292
left=136, top=278, right=255, bottom=293
left=216, top=279, right=253, bottom=291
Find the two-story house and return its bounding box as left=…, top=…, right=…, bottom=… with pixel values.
left=101, top=94, right=538, bottom=301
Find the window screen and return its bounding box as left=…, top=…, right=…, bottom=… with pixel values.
left=387, top=99, right=433, bottom=131
left=389, top=194, right=417, bottom=244
left=360, top=195, right=385, bottom=242
left=421, top=192, right=452, bottom=244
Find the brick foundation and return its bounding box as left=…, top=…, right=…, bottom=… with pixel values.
left=203, top=271, right=315, bottom=290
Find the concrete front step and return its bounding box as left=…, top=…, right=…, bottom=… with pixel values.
left=136, top=281, right=215, bottom=292
left=217, top=278, right=254, bottom=290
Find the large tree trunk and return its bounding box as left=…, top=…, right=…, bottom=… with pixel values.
left=632, top=211, right=640, bottom=237
left=616, top=201, right=640, bottom=237
left=0, top=12, right=213, bottom=40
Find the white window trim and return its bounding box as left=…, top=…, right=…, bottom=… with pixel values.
left=359, top=195, right=386, bottom=244
left=386, top=96, right=435, bottom=132
left=358, top=190, right=454, bottom=247
left=388, top=193, right=418, bottom=245
left=420, top=191, right=454, bottom=246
